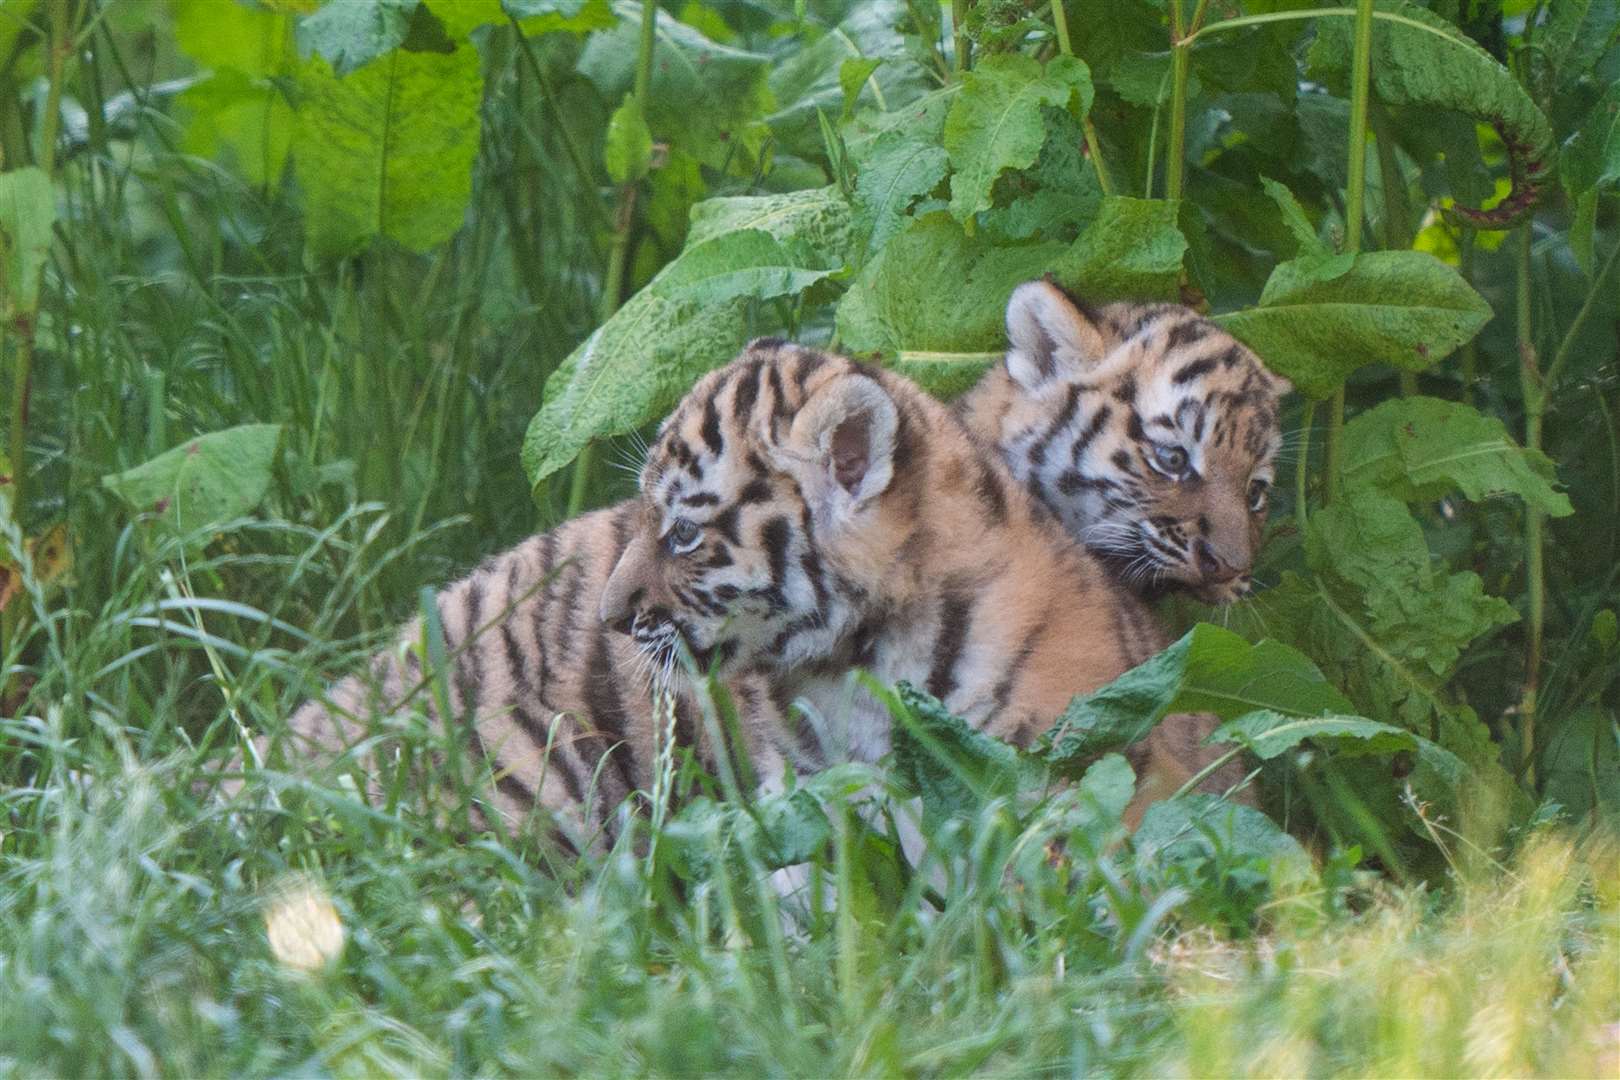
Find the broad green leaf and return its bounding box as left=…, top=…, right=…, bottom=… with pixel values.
left=603, top=93, right=652, bottom=184
left=663, top=786, right=833, bottom=878
left=1539, top=0, right=1620, bottom=97
left=1303, top=492, right=1518, bottom=687
left=172, top=0, right=295, bottom=76
left=835, top=212, right=1065, bottom=354
left=0, top=167, right=55, bottom=315
left=850, top=131, right=949, bottom=262
left=1339, top=397, right=1574, bottom=517
left=1256, top=491, right=1516, bottom=780
left=500, top=0, right=615, bottom=35
left=1214, top=250, right=1492, bottom=399
left=888, top=682, right=1030, bottom=823
left=686, top=186, right=853, bottom=258
left=839, top=57, right=883, bottom=118
left=296, top=0, right=416, bottom=77
left=1136, top=795, right=1310, bottom=871
left=1078, top=753, right=1136, bottom=823
left=1562, top=81, right=1620, bottom=197
left=648, top=228, right=837, bottom=304
left=1039, top=623, right=1354, bottom=766
left=523, top=187, right=848, bottom=483
left=1307, top=1, right=1554, bottom=229
left=844, top=84, right=959, bottom=160
left=1054, top=196, right=1185, bottom=302
left=890, top=351, right=998, bottom=400
left=522, top=292, right=749, bottom=485
left=943, top=53, right=1092, bottom=223
left=1210, top=710, right=1419, bottom=761
left=101, top=425, right=283, bottom=534
left=763, top=1, right=926, bottom=158
left=293, top=46, right=482, bottom=256
left=979, top=107, right=1100, bottom=243
left=1259, top=176, right=1329, bottom=259
left=177, top=70, right=296, bottom=188
left=579, top=1, right=772, bottom=172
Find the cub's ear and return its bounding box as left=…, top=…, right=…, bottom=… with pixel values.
left=777, top=374, right=898, bottom=515
left=1004, top=278, right=1109, bottom=391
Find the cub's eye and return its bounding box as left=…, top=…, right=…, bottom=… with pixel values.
left=1153, top=444, right=1190, bottom=478
left=665, top=518, right=703, bottom=555
left=1248, top=478, right=1269, bottom=513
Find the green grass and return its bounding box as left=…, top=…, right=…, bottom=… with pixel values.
left=2, top=13, right=1616, bottom=1078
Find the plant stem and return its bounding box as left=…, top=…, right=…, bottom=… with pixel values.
left=1515, top=222, right=1540, bottom=787
left=1165, top=0, right=1190, bottom=204
left=1049, top=0, right=1113, bottom=195
left=566, top=0, right=659, bottom=520
left=952, top=0, right=972, bottom=74
left=1324, top=0, right=1376, bottom=504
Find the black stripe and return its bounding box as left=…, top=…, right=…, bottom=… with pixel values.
left=1172, top=355, right=1218, bottom=385
left=926, top=590, right=974, bottom=701
left=1071, top=403, right=1112, bottom=465
left=700, top=397, right=724, bottom=455
left=1111, top=449, right=1138, bottom=475
left=973, top=460, right=1008, bottom=524
left=732, top=360, right=762, bottom=422
left=710, top=505, right=741, bottom=545
left=1112, top=373, right=1137, bottom=404
left=736, top=478, right=772, bottom=504
left=552, top=559, right=586, bottom=662
left=760, top=516, right=791, bottom=591
left=1126, top=409, right=1146, bottom=442
left=800, top=546, right=830, bottom=614
left=768, top=362, right=791, bottom=421
left=682, top=491, right=720, bottom=507
left=1165, top=319, right=1208, bottom=352
left=581, top=625, right=638, bottom=805
left=991, top=620, right=1042, bottom=713
left=1057, top=470, right=1114, bottom=495
left=1029, top=383, right=1082, bottom=467
left=769, top=612, right=824, bottom=655
left=512, top=701, right=587, bottom=806
left=1220, top=344, right=1244, bottom=369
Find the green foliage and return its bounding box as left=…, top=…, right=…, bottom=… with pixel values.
left=294, top=47, right=484, bottom=256
left=1214, top=252, right=1493, bottom=398
left=7, top=2, right=1620, bottom=1068
left=1339, top=397, right=1574, bottom=515
left=100, top=425, right=284, bottom=535
left=0, top=166, right=53, bottom=314
left=1041, top=624, right=1354, bottom=766
left=580, top=2, right=772, bottom=171
left=522, top=188, right=848, bottom=484
left=1308, top=1, right=1555, bottom=227
left=942, top=53, right=1091, bottom=223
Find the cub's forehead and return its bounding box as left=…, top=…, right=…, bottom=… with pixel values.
left=639, top=343, right=827, bottom=508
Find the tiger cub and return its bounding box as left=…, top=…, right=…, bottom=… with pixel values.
left=271, top=340, right=1224, bottom=853
left=957, top=279, right=1292, bottom=604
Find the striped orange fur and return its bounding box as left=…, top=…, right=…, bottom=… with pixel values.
left=958, top=279, right=1292, bottom=603
left=271, top=339, right=1241, bottom=853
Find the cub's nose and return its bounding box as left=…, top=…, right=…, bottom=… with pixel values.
left=1194, top=538, right=1243, bottom=582
left=599, top=587, right=643, bottom=636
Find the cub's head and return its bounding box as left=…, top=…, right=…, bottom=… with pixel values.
left=599, top=342, right=901, bottom=676
left=983, top=279, right=1291, bottom=603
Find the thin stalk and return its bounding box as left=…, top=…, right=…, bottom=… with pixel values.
left=952, top=0, right=972, bottom=74
left=1049, top=0, right=1113, bottom=196
left=1515, top=223, right=1540, bottom=786
left=565, top=0, right=658, bottom=520
left=1165, top=28, right=1190, bottom=203
left=1458, top=228, right=1478, bottom=404
left=1324, top=0, right=1376, bottom=504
